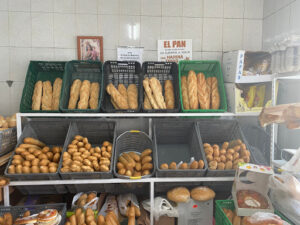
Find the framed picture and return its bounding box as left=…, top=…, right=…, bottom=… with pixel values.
left=77, top=36, right=103, bottom=62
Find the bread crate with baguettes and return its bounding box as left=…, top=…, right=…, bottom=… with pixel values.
left=59, top=60, right=103, bottom=113
left=20, top=61, right=66, bottom=113
left=141, top=61, right=180, bottom=113
left=178, top=60, right=227, bottom=113
left=101, top=61, right=142, bottom=113
left=4, top=119, right=70, bottom=195
left=154, top=119, right=207, bottom=177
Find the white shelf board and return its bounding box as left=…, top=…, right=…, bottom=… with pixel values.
left=17, top=112, right=260, bottom=117
left=8, top=177, right=235, bottom=186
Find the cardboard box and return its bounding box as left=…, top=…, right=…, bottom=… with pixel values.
left=177, top=199, right=213, bottom=225
left=225, top=82, right=273, bottom=113
left=154, top=216, right=175, bottom=225
left=232, top=163, right=274, bottom=216
left=223, top=50, right=274, bottom=83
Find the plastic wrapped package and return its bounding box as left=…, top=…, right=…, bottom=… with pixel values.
left=117, top=193, right=140, bottom=217
left=71, top=192, right=99, bottom=210
left=242, top=212, right=290, bottom=225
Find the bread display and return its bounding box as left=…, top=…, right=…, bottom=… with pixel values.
left=68, top=79, right=100, bottom=110
left=181, top=71, right=220, bottom=110
left=52, top=78, right=62, bottom=110
left=106, top=83, right=132, bottom=110
left=142, top=77, right=175, bottom=110
left=61, top=136, right=112, bottom=173
left=117, top=149, right=153, bottom=177
left=7, top=137, right=62, bottom=174
left=204, top=139, right=250, bottom=170
left=159, top=160, right=205, bottom=170
left=0, top=114, right=16, bottom=130
left=41, top=81, right=53, bottom=110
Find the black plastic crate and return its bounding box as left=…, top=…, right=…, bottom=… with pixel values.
left=101, top=61, right=142, bottom=113
left=142, top=62, right=180, bottom=113
left=0, top=203, right=66, bottom=225
left=4, top=120, right=70, bottom=194
left=154, top=120, right=208, bottom=177
left=60, top=60, right=103, bottom=113
left=58, top=120, right=116, bottom=193
left=197, top=119, right=251, bottom=177
left=113, top=130, right=155, bottom=179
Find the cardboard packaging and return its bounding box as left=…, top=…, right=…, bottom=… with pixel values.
left=232, top=163, right=274, bottom=216
left=154, top=216, right=175, bottom=225
left=177, top=199, right=213, bottom=225
left=223, top=50, right=274, bottom=83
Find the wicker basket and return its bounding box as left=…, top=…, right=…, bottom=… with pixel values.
left=0, top=128, right=17, bottom=156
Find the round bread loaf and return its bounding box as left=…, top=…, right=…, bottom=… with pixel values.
left=167, top=187, right=190, bottom=203
left=190, top=186, right=215, bottom=201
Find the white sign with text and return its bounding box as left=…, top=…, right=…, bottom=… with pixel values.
left=117, top=47, right=143, bottom=64
left=158, top=39, right=192, bottom=63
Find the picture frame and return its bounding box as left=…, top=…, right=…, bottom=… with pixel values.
left=77, top=36, right=103, bottom=62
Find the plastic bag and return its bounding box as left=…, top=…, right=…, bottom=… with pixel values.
left=71, top=192, right=99, bottom=210
left=142, top=197, right=178, bottom=221
left=99, top=195, right=119, bottom=218
left=117, top=193, right=139, bottom=216
left=281, top=147, right=300, bottom=173
left=245, top=212, right=290, bottom=225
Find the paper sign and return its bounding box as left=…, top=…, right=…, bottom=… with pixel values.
left=158, top=39, right=192, bottom=62
left=117, top=47, right=143, bottom=64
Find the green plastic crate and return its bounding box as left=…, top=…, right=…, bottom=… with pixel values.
left=59, top=60, right=103, bottom=113
left=215, top=200, right=294, bottom=225
left=20, top=61, right=66, bottom=113
left=178, top=60, right=227, bottom=113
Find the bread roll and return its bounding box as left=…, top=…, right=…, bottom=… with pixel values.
left=187, top=71, right=198, bottom=109
left=41, top=81, right=53, bottom=110
left=89, top=82, right=100, bottom=109
left=68, top=79, right=82, bottom=109
left=167, top=187, right=190, bottom=203
left=143, top=78, right=159, bottom=109
left=149, top=77, right=166, bottom=109
left=211, top=77, right=220, bottom=109
left=181, top=76, right=190, bottom=110
left=164, top=80, right=175, bottom=109
left=143, top=92, right=152, bottom=110
left=197, top=73, right=210, bottom=109
left=32, top=81, right=42, bottom=110
left=190, top=186, right=215, bottom=201
left=78, top=80, right=91, bottom=109
left=127, top=84, right=138, bottom=110
left=107, top=83, right=129, bottom=109
left=52, top=78, right=62, bottom=110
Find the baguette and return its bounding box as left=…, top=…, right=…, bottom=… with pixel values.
left=32, top=81, right=43, bottom=110
left=52, top=78, right=62, bottom=110
left=143, top=78, right=159, bottom=109
left=187, top=71, right=198, bottom=109
left=127, top=84, right=138, bottom=110
left=211, top=77, right=220, bottom=109
left=206, top=77, right=212, bottom=108
left=143, top=92, right=152, bottom=110
left=106, top=83, right=129, bottom=109
left=41, top=81, right=52, bottom=110
left=164, top=80, right=175, bottom=109
left=89, top=82, right=100, bottom=109
left=181, top=76, right=190, bottom=110
left=197, top=73, right=210, bottom=109
left=110, top=97, right=119, bottom=109
left=78, top=80, right=91, bottom=109
left=68, top=79, right=82, bottom=109
left=149, top=77, right=166, bottom=109
left=117, top=84, right=128, bottom=103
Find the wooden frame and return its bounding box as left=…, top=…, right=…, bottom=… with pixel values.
left=77, top=36, right=103, bottom=62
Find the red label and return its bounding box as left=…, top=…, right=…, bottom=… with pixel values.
left=193, top=205, right=198, bottom=208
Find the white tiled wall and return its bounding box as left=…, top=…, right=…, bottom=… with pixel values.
left=0, top=0, right=263, bottom=116
left=262, top=0, right=299, bottom=50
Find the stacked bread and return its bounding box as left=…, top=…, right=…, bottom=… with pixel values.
left=0, top=114, right=16, bottom=130
left=143, top=77, right=175, bottom=110
left=181, top=71, right=220, bottom=110
left=68, top=79, right=100, bottom=110
left=32, top=78, right=62, bottom=110
left=106, top=83, right=138, bottom=110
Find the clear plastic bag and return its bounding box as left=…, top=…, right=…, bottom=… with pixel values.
left=117, top=193, right=139, bottom=216
left=245, top=212, right=290, bottom=225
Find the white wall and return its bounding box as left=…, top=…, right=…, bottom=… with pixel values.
left=263, top=0, right=300, bottom=50
left=0, top=0, right=263, bottom=116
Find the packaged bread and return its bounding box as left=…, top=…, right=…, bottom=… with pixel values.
left=196, top=73, right=210, bottom=109
left=190, top=186, right=215, bottom=201
left=164, top=80, right=175, bottom=109
left=211, top=77, right=220, bottom=109
left=68, top=79, right=82, bottom=109
left=106, top=83, right=129, bottom=109
left=181, top=76, right=190, bottom=110
left=149, top=77, right=166, bottom=109
left=89, top=82, right=100, bottom=109
left=41, top=81, right=53, bottom=110
left=52, top=78, right=62, bottom=110
left=187, top=70, right=198, bottom=109
left=78, top=80, right=91, bottom=109
left=167, top=187, right=190, bottom=203
left=127, top=84, right=138, bottom=110
left=32, top=81, right=43, bottom=110
left=143, top=78, right=159, bottom=109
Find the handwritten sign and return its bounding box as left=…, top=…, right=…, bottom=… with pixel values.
left=158, top=39, right=192, bottom=62
left=117, top=47, right=143, bottom=64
